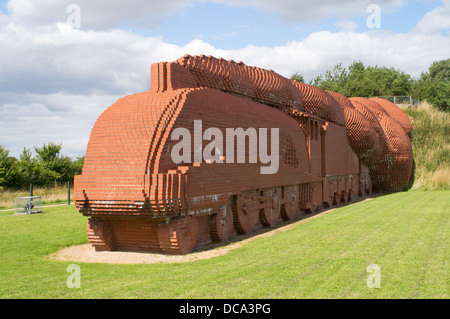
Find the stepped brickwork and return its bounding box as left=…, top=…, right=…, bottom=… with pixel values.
left=74, top=55, right=413, bottom=254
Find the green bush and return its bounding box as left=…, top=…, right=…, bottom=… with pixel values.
left=308, top=60, right=413, bottom=97
left=413, top=59, right=450, bottom=112
left=0, top=143, right=84, bottom=189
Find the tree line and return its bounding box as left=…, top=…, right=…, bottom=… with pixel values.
left=0, top=143, right=84, bottom=190
left=291, top=58, right=450, bottom=112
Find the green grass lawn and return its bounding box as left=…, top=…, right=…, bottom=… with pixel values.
left=0, top=190, right=448, bottom=299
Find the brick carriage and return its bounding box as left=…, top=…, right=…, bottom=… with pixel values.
left=74, top=55, right=413, bottom=254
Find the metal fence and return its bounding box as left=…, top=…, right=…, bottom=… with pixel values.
left=372, top=96, right=420, bottom=108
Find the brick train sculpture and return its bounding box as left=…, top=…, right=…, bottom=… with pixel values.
left=73, top=55, right=414, bottom=254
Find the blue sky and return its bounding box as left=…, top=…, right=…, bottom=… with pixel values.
left=0, top=0, right=444, bottom=45
left=0, top=0, right=441, bottom=47
left=0, top=0, right=449, bottom=158
left=138, top=1, right=441, bottom=48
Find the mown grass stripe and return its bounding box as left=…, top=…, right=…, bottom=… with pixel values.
left=0, top=190, right=448, bottom=298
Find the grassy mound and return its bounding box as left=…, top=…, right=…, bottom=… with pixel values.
left=402, top=102, right=450, bottom=190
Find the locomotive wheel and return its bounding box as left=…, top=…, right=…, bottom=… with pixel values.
left=340, top=190, right=347, bottom=204
left=281, top=185, right=299, bottom=220
left=158, top=216, right=199, bottom=255
left=323, top=199, right=332, bottom=208
left=359, top=182, right=366, bottom=197
left=260, top=188, right=281, bottom=227
left=347, top=190, right=354, bottom=202
left=210, top=203, right=234, bottom=242
left=349, top=177, right=357, bottom=201
left=332, top=192, right=340, bottom=206
left=366, top=181, right=372, bottom=195
left=233, top=192, right=259, bottom=234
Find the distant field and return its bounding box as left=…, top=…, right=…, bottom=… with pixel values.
left=0, top=185, right=69, bottom=209
left=0, top=190, right=447, bottom=299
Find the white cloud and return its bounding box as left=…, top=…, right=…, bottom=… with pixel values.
left=0, top=92, right=120, bottom=157
left=208, top=0, right=406, bottom=23
left=220, top=30, right=450, bottom=81
left=0, top=23, right=178, bottom=95
left=413, top=0, right=450, bottom=34
left=0, top=10, right=11, bottom=27
left=6, top=0, right=194, bottom=29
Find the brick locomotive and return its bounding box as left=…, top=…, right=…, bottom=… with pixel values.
left=74, top=55, right=414, bottom=254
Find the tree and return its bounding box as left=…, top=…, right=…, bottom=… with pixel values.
left=290, top=72, right=305, bottom=83
left=34, top=142, right=74, bottom=186
left=71, top=156, right=85, bottom=177
left=311, top=62, right=349, bottom=94
left=0, top=146, right=19, bottom=189
left=413, top=59, right=450, bottom=112
left=0, top=143, right=85, bottom=189
left=16, top=148, right=43, bottom=187
left=0, top=163, right=4, bottom=190
left=0, top=146, right=8, bottom=188
left=312, top=61, right=413, bottom=98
